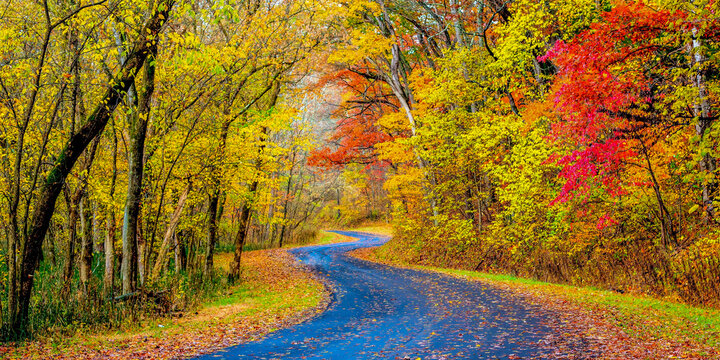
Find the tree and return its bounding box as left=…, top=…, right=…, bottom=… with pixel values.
left=11, top=0, right=174, bottom=334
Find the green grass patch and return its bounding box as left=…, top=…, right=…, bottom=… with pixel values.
left=207, top=285, right=253, bottom=307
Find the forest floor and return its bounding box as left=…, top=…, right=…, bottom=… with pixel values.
left=1, top=231, right=352, bottom=360
left=351, top=228, right=720, bottom=359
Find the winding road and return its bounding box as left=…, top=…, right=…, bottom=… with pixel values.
left=194, top=231, right=594, bottom=359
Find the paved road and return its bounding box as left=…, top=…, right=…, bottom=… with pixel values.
left=194, top=231, right=592, bottom=359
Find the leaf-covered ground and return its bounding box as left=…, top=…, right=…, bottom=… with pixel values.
left=1, top=249, right=331, bottom=360
left=350, top=246, right=720, bottom=359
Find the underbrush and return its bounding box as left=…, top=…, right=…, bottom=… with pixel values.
left=1, top=256, right=230, bottom=341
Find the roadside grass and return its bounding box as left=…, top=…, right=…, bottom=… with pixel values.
left=352, top=244, right=720, bottom=352
left=3, top=250, right=328, bottom=359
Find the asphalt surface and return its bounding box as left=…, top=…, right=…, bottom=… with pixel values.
left=194, top=231, right=592, bottom=359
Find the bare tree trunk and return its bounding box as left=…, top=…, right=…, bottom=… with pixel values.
left=639, top=140, right=676, bottom=248
left=79, top=197, right=93, bottom=296
left=230, top=124, right=272, bottom=279
left=336, top=188, right=341, bottom=220
left=377, top=1, right=440, bottom=224
left=532, top=58, right=545, bottom=97
left=229, top=199, right=254, bottom=281
left=63, top=134, right=100, bottom=297
left=173, top=232, right=184, bottom=273
left=186, top=229, right=198, bottom=273
left=104, top=212, right=116, bottom=300
left=92, top=202, right=100, bottom=253
left=137, top=216, right=146, bottom=286
left=264, top=172, right=277, bottom=245
left=151, top=182, right=192, bottom=280
left=6, top=8, right=53, bottom=333
left=388, top=42, right=439, bottom=224
left=204, top=193, right=220, bottom=276
left=450, top=0, right=465, bottom=47
left=6, top=228, right=18, bottom=330
left=228, top=83, right=280, bottom=276
left=278, top=150, right=297, bottom=248
left=88, top=203, right=98, bottom=253
left=62, top=191, right=81, bottom=297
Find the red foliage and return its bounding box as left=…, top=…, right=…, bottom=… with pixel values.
left=544, top=2, right=688, bottom=204
left=308, top=69, right=401, bottom=169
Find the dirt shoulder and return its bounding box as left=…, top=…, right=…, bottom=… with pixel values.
left=3, top=249, right=330, bottom=360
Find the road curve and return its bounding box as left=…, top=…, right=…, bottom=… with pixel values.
left=193, top=231, right=593, bottom=359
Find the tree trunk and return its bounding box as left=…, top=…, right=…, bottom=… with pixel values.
left=230, top=126, right=271, bottom=279
left=204, top=192, right=220, bottom=276
left=6, top=10, right=52, bottom=334
left=264, top=172, right=277, bottom=246
left=692, top=28, right=716, bottom=220
left=92, top=202, right=101, bottom=252
left=7, top=227, right=18, bottom=330
left=79, top=197, right=93, bottom=296
left=103, top=119, right=119, bottom=300
left=229, top=199, right=254, bottom=281
left=62, top=191, right=81, bottom=298
left=388, top=42, right=439, bottom=224
left=639, top=138, right=677, bottom=248
left=278, top=150, right=297, bottom=248
left=137, top=216, right=146, bottom=287
left=151, top=181, right=192, bottom=280
left=173, top=232, right=184, bottom=273
left=227, top=81, right=280, bottom=277
left=64, top=137, right=100, bottom=298
left=104, top=211, right=116, bottom=300
left=12, top=2, right=173, bottom=335
left=121, top=40, right=159, bottom=295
